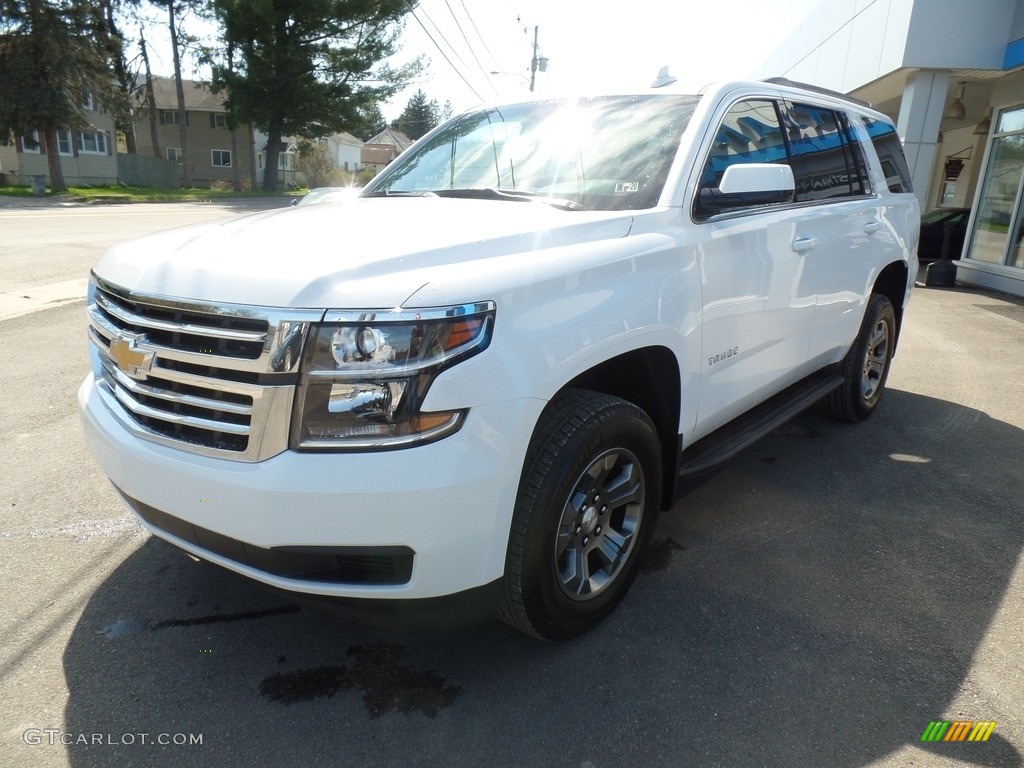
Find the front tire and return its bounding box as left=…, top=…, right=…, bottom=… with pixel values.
left=822, top=293, right=896, bottom=421
left=499, top=390, right=662, bottom=641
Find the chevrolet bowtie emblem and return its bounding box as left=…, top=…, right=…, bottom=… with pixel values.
left=109, top=333, right=154, bottom=379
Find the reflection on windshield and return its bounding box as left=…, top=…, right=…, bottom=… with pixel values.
left=365, top=95, right=699, bottom=211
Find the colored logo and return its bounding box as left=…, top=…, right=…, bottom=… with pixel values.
left=921, top=721, right=997, bottom=742
left=109, top=332, right=154, bottom=379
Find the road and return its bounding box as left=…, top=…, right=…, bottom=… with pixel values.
left=0, top=199, right=288, bottom=319
left=1, top=203, right=1022, bottom=767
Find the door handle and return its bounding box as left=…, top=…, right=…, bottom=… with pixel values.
left=791, top=237, right=817, bottom=253
left=864, top=219, right=882, bottom=234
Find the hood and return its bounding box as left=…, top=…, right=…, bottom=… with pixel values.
left=93, top=198, right=633, bottom=309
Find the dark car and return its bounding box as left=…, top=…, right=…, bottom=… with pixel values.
left=918, top=207, right=970, bottom=260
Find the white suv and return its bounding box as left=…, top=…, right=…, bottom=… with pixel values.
left=79, top=78, right=919, bottom=640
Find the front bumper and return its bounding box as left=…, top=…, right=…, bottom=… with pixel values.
left=78, top=374, right=544, bottom=600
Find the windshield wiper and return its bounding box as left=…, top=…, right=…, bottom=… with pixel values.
left=361, top=189, right=438, bottom=198
left=431, top=188, right=587, bottom=211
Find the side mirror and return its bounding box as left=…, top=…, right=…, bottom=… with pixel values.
left=697, top=163, right=795, bottom=218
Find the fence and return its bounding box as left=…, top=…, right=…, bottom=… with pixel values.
left=116, top=153, right=180, bottom=189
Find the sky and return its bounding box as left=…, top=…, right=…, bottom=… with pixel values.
left=135, top=0, right=822, bottom=121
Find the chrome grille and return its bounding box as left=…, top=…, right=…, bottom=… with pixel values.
left=87, top=275, right=322, bottom=462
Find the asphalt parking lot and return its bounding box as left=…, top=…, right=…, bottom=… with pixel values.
left=1, top=202, right=1022, bottom=767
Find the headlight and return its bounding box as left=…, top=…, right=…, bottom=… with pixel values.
left=291, top=302, right=495, bottom=450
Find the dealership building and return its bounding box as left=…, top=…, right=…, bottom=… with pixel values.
left=754, top=0, right=1024, bottom=297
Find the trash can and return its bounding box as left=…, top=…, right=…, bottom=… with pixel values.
left=29, top=175, right=46, bottom=196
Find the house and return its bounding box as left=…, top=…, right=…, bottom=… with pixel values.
left=327, top=132, right=364, bottom=173
left=133, top=76, right=256, bottom=189
left=360, top=128, right=412, bottom=174
left=253, top=131, right=365, bottom=187
left=252, top=132, right=299, bottom=189
left=0, top=85, right=118, bottom=187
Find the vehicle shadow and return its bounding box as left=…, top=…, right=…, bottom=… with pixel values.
left=61, top=389, right=1023, bottom=767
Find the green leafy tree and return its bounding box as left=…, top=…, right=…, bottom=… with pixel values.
left=211, top=0, right=420, bottom=192
left=97, top=0, right=142, bottom=154
left=391, top=88, right=430, bottom=140
left=295, top=138, right=335, bottom=188
left=352, top=101, right=388, bottom=142
left=0, top=0, right=108, bottom=192
left=391, top=88, right=447, bottom=140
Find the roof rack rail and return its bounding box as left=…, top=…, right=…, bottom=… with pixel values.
left=761, top=77, right=874, bottom=109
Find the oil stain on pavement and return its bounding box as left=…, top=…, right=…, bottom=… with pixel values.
left=259, top=642, right=462, bottom=718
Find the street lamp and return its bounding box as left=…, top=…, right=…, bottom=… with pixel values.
left=492, top=26, right=549, bottom=92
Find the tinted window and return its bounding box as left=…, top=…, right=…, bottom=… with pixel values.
left=783, top=103, right=858, bottom=201
left=838, top=112, right=871, bottom=196
left=863, top=117, right=913, bottom=193
left=695, top=99, right=789, bottom=219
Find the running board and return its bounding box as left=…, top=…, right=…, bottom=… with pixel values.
left=675, top=368, right=843, bottom=481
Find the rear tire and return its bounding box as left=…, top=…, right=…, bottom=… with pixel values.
left=822, top=293, right=896, bottom=421
left=499, top=390, right=662, bottom=641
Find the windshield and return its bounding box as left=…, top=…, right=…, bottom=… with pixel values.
left=364, top=94, right=699, bottom=211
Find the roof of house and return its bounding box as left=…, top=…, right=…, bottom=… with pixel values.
left=332, top=132, right=364, bottom=147
left=361, top=143, right=401, bottom=165
left=366, top=128, right=411, bottom=150
left=148, top=76, right=227, bottom=113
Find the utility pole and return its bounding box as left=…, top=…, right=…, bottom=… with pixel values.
left=529, top=26, right=539, bottom=92
left=528, top=26, right=549, bottom=92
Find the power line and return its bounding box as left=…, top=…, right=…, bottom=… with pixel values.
left=457, top=0, right=501, bottom=70
left=447, top=0, right=499, bottom=87
left=403, top=1, right=486, bottom=102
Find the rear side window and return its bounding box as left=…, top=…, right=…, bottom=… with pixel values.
left=783, top=103, right=869, bottom=201
left=863, top=117, right=913, bottom=193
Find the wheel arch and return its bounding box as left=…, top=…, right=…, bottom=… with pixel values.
left=872, top=260, right=909, bottom=352
left=560, top=346, right=681, bottom=510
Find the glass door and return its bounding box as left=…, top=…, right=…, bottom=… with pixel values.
left=967, top=105, right=1024, bottom=266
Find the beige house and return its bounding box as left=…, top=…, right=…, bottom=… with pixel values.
left=133, top=76, right=256, bottom=189
left=0, top=85, right=117, bottom=187
left=360, top=128, right=411, bottom=174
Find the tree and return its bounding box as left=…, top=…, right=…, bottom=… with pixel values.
left=165, top=0, right=192, bottom=186
left=391, top=88, right=442, bottom=140
left=0, top=0, right=108, bottom=192
left=294, top=139, right=335, bottom=188
left=138, top=25, right=161, bottom=158
left=97, top=0, right=142, bottom=154
left=387, top=88, right=428, bottom=141
left=211, top=0, right=419, bottom=192
left=351, top=101, right=388, bottom=142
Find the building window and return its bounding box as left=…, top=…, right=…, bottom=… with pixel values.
left=81, top=87, right=94, bottom=111
left=258, top=151, right=293, bottom=171
left=211, top=149, right=232, bottom=167
left=159, top=110, right=187, bottom=126
left=21, top=131, right=41, bottom=153
left=167, top=147, right=182, bottom=164
left=78, top=129, right=108, bottom=154
left=57, top=130, right=73, bottom=156
left=210, top=113, right=228, bottom=129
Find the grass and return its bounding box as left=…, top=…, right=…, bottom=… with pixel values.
left=0, top=184, right=302, bottom=203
